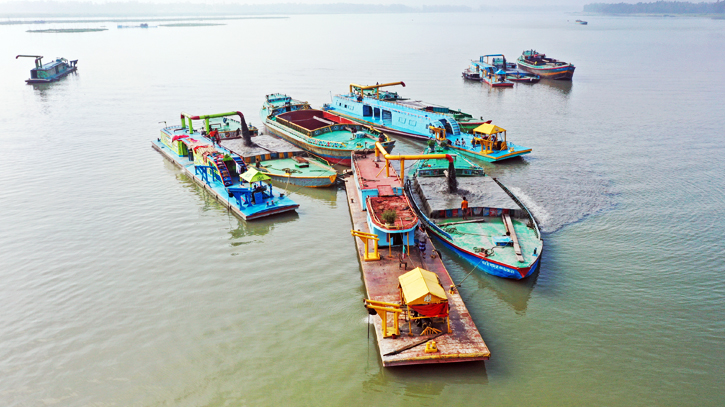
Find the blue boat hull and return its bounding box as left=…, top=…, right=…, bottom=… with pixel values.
left=26, top=66, right=77, bottom=83
left=429, top=231, right=541, bottom=280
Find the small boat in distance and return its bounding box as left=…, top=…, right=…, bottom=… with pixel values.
left=261, top=93, right=395, bottom=166
left=16, top=55, right=77, bottom=83
left=464, top=56, right=513, bottom=87
left=575, top=19, right=588, bottom=25
left=516, top=50, right=575, bottom=80
left=474, top=54, right=540, bottom=84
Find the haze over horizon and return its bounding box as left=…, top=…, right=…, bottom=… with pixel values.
left=0, top=0, right=673, bottom=8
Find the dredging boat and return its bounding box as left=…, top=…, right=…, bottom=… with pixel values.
left=261, top=93, right=395, bottom=166
left=323, top=82, right=531, bottom=162
left=517, top=50, right=576, bottom=80
left=16, top=55, right=77, bottom=83
left=467, top=56, right=514, bottom=88
left=469, top=55, right=540, bottom=84
left=152, top=111, right=300, bottom=220
left=345, top=143, right=490, bottom=366
left=405, top=145, right=543, bottom=279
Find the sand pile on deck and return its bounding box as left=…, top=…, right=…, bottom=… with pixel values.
left=416, top=176, right=519, bottom=212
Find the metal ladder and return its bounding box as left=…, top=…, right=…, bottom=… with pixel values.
left=444, top=118, right=461, bottom=136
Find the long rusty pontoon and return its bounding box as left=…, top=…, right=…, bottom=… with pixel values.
left=345, top=146, right=490, bottom=366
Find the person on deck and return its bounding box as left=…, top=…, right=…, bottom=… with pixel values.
left=461, top=197, right=469, bottom=220
left=417, top=226, right=427, bottom=257
left=209, top=128, right=219, bottom=146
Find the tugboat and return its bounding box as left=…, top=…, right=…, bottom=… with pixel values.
left=516, top=50, right=575, bottom=80
left=16, top=55, right=77, bottom=83
left=405, top=145, right=543, bottom=279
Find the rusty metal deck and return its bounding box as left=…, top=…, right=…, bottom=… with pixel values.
left=343, top=176, right=490, bottom=367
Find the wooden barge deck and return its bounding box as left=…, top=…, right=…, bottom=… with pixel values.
left=343, top=159, right=490, bottom=366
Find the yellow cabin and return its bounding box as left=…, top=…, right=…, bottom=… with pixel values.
left=472, top=123, right=508, bottom=153
left=398, top=267, right=450, bottom=335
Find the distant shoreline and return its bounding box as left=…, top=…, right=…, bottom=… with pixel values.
left=27, top=27, right=107, bottom=32
left=0, top=16, right=287, bottom=25
left=583, top=1, right=725, bottom=15
left=578, top=12, right=725, bottom=17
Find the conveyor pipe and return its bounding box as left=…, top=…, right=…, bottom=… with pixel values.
left=374, top=142, right=452, bottom=179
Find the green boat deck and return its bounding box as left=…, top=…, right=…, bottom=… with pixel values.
left=258, top=157, right=335, bottom=176
left=437, top=217, right=540, bottom=266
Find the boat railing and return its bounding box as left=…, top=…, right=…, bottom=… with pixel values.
left=336, top=94, right=444, bottom=124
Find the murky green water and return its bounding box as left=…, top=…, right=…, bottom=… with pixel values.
left=1, top=12, right=723, bottom=406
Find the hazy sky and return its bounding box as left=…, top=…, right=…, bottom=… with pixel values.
left=0, top=0, right=637, bottom=5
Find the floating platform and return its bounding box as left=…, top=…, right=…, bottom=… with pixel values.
left=344, top=156, right=490, bottom=367
left=152, top=137, right=299, bottom=220
left=221, top=134, right=303, bottom=159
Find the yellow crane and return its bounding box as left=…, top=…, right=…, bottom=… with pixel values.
left=349, top=81, right=406, bottom=100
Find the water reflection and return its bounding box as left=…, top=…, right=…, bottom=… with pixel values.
left=273, top=180, right=340, bottom=208
left=173, top=168, right=300, bottom=240
left=475, top=264, right=540, bottom=314
left=363, top=360, right=487, bottom=397
left=228, top=211, right=299, bottom=242
left=538, top=78, right=573, bottom=95
left=30, top=71, right=78, bottom=93
left=433, top=240, right=538, bottom=313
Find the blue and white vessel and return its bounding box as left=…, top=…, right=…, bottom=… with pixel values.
left=324, top=82, right=532, bottom=162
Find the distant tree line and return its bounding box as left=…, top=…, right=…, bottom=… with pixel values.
left=584, top=1, right=725, bottom=14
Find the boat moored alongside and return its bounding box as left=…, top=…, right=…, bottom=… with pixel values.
left=405, top=146, right=543, bottom=279
left=324, top=82, right=532, bottom=162
left=261, top=93, right=395, bottom=166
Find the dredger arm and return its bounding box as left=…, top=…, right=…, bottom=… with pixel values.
left=350, top=81, right=406, bottom=99
left=16, top=55, right=44, bottom=68
left=375, top=142, right=452, bottom=179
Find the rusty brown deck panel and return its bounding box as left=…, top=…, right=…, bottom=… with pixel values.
left=344, top=175, right=490, bottom=367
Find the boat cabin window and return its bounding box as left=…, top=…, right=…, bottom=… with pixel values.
left=362, top=105, right=372, bottom=116
left=373, top=108, right=380, bottom=118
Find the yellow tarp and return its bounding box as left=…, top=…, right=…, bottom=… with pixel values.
left=241, top=168, right=271, bottom=183
left=398, top=267, right=447, bottom=305
left=473, top=123, right=506, bottom=135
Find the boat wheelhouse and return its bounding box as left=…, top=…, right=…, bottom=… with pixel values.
left=405, top=148, right=543, bottom=279
left=351, top=150, right=418, bottom=251
left=516, top=50, right=576, bottom=80
left=16, top=55, right=77, bottom=83
left=261, top=93, right=395, bottom=166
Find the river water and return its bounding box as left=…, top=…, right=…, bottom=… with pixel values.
left=1, top=12, right=723, bottom=406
